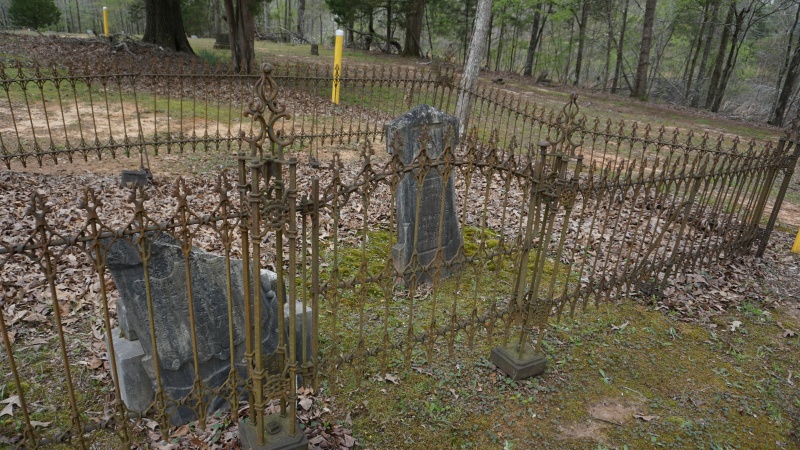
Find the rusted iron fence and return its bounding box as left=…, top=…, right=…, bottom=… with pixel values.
left=1, top=62, right=798, bottom=448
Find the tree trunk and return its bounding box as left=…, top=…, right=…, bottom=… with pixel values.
left=403, top=0, right=425, bottom=57
left=705, top=1, right=734, bottom=110
left=603, top=3, right=614, bottom=90
left=284, top=0, right=290, bottom=33
left=772, top=4, right=800, bottom=118
left=74, top=0, right=81, bottom=32
left=631, top=0, right=658, bottom=99
left=386, top=0, right=392, bottom=51
left=297, top=0, right=305, bottom=38
left=691, top=0, right=721, bottom=107
left=347, top=19, right=354, bottom=44
left=463, top=0, right=471, bottom=63
left=684, top=0, right=710, bottom=102
left=509, top=22, right=519, bottom=72
left=574, top=0, right=590, bottom=86
left=485, top=12, right=493, bottom=68
left=647, top=22, right=674, bottom=97
left=495, top=21, right=505, bottom=71
left=611, top=0, right=629, bottom=93
left=65, top=0, right=73, bottom=33
left=216, top=0, right=222, bottom=36
left=223, top=0, right=256, bottom=73
left=261, top=0, right=268, bottom=34
left=455, top=0, right=493, bottom=136
left=563, top=17, right=575, bottom=84
left=143, top=0, right=195, bottom=53
left=711, top=6, right=748, bottom=112
left=770, top=34, right=800, bottom=126
left=366, top=10, right=374, bottom=50
left=523, top=6, right=543, bottom=77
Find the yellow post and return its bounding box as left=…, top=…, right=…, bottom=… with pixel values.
left=792, top=228, right=800, bottom=253
left=331, top=29, right=344, bottom=104
left=103, top=6, right=109, bottom=37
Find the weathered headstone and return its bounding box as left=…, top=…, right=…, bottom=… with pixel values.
left=385, top=104, right=462, bottom=284
left=105, top=234, right=311, bottom=425
left=213, top=33, right=230, bottom=49
left=310, top=44, right=319, bottom=55
left=120, top=169, right=151, bottom=189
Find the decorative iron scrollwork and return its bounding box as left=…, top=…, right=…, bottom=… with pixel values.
left=241, top=63, right=295, bottom=158
left=549, top=93, right=584, bottom=156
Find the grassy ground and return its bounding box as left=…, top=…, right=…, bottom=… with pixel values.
left=328, top=298, right=800, bottom=449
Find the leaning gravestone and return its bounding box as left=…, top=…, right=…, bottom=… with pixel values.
left=385, top=105, right=462, bottom=284
left=105, top=234, right=310, bottom=425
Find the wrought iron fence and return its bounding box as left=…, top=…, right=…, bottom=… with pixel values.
left=0, top=61, right=797, bottom=448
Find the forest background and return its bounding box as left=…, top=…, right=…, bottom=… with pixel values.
left=2, top=0, right=800, bottom=126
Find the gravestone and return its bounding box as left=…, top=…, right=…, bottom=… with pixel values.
left=105, top=234, right=311, bottom=425
left=120, top=169, right=151, bottom=189
left=310, top=44, right=319, bottom=55
left=214, top=33, right=230, bottom=49
left=385, top=104, right=462, bottom=284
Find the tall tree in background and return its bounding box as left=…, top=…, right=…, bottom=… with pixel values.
left=704, top=2, right=734, bottom=110
left=402, top=0, right=425, bottom=56
left=610, top=0, right=629, bottom=93
left=223, top=0, right=257, bottom=73
left=143, top=0, right=194, bottom=53
left=770, top=2, right=800, bottom=126
left=683, top=0, right=711, bottom=102
left=522, top=3, right=547, bottom=77
left=455, top=0, right=493, bottom=136
left=573, top=0, right=590, bottom=86
left=770, top=32, right=800, bottom=126
left=631, top=0, right=658, bottom=99
left=9, top=0, right=61, bottom=29
left=297, top=0, right=305, bottom=38
left=770, top=2, right=800, bottom=123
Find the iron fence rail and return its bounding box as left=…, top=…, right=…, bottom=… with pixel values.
left=0, top=62, right=797, bottom=448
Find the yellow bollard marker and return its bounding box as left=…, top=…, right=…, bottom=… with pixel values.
left=103, top=6, right=109, bottom=37
left=792, top=228, right=800, bottom=253
left=332, top=29, right=343, bottom=104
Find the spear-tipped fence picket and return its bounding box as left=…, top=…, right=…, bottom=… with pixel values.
left=0, top=60, right=797, bottom=448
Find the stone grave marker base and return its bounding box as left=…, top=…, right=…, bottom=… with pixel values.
left=239, top=415, right=308, bottom=450
left=490, top=344, right=547, bottom=380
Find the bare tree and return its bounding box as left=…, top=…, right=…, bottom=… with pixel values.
left=455, top=0, right=493, bottom=136
left=631, top=0, right=658, bottom=99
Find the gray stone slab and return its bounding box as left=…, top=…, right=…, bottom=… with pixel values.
left=104, top=234, right=309, bottom=425
left=109, top=328, right=152, bottom=413
left=385, top=104, right=463, bottom=284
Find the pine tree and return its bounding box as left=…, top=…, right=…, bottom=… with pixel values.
left=9, top=0, right=61, bottom=30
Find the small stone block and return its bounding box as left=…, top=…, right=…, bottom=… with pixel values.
left=239, top=415, right=308, bottom=450
left=109, top=328, right=154, bottom=412
left=310, top=44, right=319, bottom=55
left=490, top=345, right=547, bottom=380
left=120, top=169, right=150, bottom=189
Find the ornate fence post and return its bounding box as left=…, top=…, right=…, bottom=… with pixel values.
left=236, top=63, right=309, bottom=450
left=491, top=94, right=583, bottom=381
